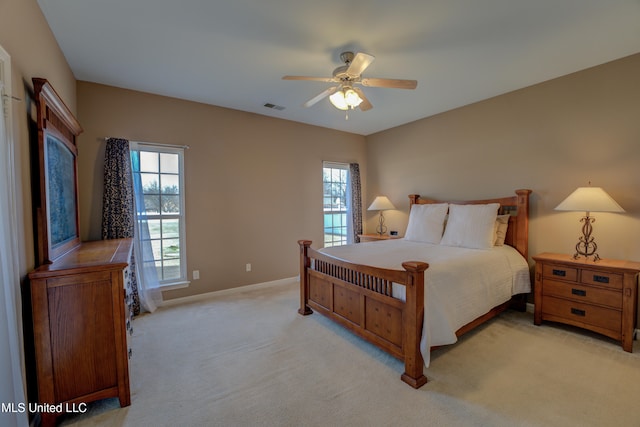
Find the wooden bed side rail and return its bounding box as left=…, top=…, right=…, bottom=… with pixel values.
left=297, top=240, right=429, bottom=388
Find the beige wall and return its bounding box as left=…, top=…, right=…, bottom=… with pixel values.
left=76, top=82, right=366, bottom=300
left=366, top=54, right=640, bottom=266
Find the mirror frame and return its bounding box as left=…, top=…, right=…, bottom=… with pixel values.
left=33, top=78, right=83, bottom=264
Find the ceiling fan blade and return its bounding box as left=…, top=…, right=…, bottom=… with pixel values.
left=360, top=78, right=417, bottom=89
left=346, top=53, right=375, bottom=77
left=303, top=86, right=339, bottom=107
left=352, top=87, right=372, bottom=111
left=282, top=75, right=335, bottom=82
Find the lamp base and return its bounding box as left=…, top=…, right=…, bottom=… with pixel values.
left=376, top=212, right=388, bottom=236
left=573, top=253, right=601, bottom=262
left=573, top=214, right=600, bottom=262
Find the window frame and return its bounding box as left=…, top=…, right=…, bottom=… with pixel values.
left=322, top=161, right=350, bottom=248
left=130, top=141, right=187, bottom=288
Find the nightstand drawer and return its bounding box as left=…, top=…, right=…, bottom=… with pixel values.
left=580, top=270, right=623, bottom=289
left=542, top=280, right=622, bottom=309
left=542, top=264, right=578, bottom=282
left=542, top=295, right=621, bottom=332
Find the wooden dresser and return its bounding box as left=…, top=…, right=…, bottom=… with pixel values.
left=533, top=252, right=640, bottom=352
left=27, top=238, right=134, bottom=427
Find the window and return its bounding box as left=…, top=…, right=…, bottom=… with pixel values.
left=323, top=162, right=349, bottom=247
left=131, top=143, right=186, bottom=285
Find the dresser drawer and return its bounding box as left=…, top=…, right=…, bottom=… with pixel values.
left=543, top=264, right=578, bottom=282
left=542, top=279, right=622, bottom=309
left=580, top=269, right=623, bottom=289
left=542, top=295, right=621, bottom=333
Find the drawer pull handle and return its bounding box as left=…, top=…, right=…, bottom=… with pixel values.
left=552, top=269, right=566, bottom=277
left=593, top=275, right=609, bottom=284
left=571, top=308, right=586, bottom=317
left=571, top=288, right=586, bottom=297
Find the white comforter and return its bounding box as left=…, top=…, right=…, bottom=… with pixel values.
left=320, top=239, right=531, bottom=366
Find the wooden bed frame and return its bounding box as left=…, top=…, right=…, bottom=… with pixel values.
left=298, top=189, right=531, bottom=388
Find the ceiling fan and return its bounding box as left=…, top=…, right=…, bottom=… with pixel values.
left=282, top=51, right=417, bottom=113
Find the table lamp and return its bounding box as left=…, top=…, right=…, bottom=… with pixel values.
left=555, top=184, right=624, bottom=261
left=368, top=196, right=396, bottom=236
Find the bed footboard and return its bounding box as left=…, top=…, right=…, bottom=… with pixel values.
left=298, top=240, right=429, bottom=388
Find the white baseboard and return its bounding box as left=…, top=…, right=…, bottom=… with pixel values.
left=525, top=302, right=534, bottom=313
left=159, top=276, right=298, bottom=307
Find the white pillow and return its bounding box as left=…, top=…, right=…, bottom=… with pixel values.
left=494, top=214, right=510, bottom=246
left=404, top=203, right=448, bottom=244
left=440, top=203, right=500, bottom=249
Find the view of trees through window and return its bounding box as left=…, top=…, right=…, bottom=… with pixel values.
left=131, top=148, right=185, bottom=283
left=323, top=162, right=349, bottom=247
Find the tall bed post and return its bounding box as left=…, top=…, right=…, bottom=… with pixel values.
left=298, top=240, right=313, bottom=315
left=514, top=189, right=531, bottom=260
left=400, top=261, right=429, bottom=388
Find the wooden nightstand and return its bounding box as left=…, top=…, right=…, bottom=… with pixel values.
left=533, top=252, right=640, bottom=352
left=358, top=233, right=402, bottom=242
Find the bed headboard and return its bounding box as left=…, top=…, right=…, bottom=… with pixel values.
left=408, top=189, right=532, bottom=260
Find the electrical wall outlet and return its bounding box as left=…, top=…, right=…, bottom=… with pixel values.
left=246, top=263, right=251, bottom=272
left=193, top=270, right=200, bottom=280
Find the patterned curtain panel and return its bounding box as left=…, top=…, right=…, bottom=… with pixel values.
left=102, top=138, right=134, bottom=238
left=102, top=137, right=140, bottom=315
left=349, top=163, right=363, bottom=243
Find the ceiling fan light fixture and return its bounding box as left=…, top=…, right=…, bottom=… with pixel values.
left=344, top=88, right=362, bottom=107
left=329, top=90, right=349, bottom=110
left=329, top=86, right=362, bottom=111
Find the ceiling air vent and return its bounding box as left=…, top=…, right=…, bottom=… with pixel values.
left=263, top=103, right=285, bottom=111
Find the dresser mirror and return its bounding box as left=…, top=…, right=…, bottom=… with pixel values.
left=32, top=78, right=83, bottom=264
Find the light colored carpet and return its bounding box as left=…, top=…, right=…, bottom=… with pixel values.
left=59, top=279, right=640, bottom=427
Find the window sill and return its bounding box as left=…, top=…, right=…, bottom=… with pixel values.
left=153, top=280, right=190, bottom=291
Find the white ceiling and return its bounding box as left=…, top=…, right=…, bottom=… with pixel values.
left=37, top=0, right=640, bottom=136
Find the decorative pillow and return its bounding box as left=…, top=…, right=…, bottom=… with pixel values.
left=404, top=203, right=448, bottom=244
left=440, top=203, right=500, bottom=249
left=494, top=214, right=510, bottom=246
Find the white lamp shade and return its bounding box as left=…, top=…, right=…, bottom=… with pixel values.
left=555, top=187, right=624, bottom=213
left=368, top=196, right=396, bottom=211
